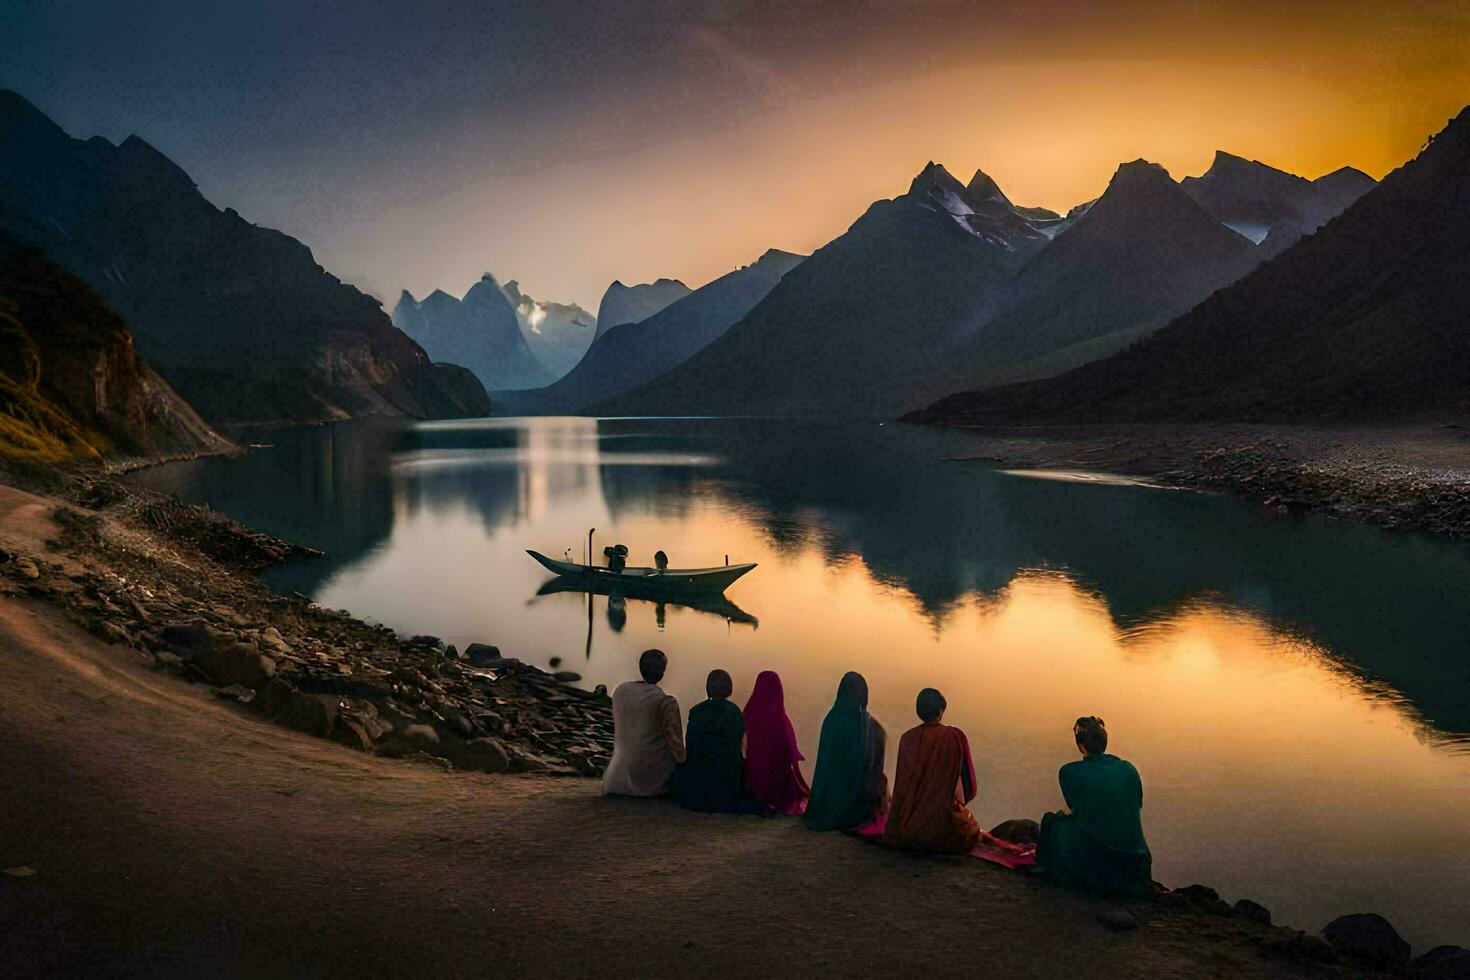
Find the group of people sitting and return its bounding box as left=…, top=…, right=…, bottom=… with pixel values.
left=602, top=649, right=1154, bottom=897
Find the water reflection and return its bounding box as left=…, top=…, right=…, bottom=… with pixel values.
left=131, top=416, right=1470, bottom=947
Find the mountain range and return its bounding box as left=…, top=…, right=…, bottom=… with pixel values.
left=0, top=90, right=490, bottom=426
left=907, top=106, right=1470, bottom=425
left=601, top=163, right=1053, bottom=417
left=593, top=278, right=691, bottom=340
left=930, top=158, right=1267, bottom=391
left=392, top=275, right=554, bottom=391
left=504, top=249, right=806, bottom=414
left=599, top=147, right=1374, bottom=418
left=1, top=232, right=231, bottom=461
left=1181, top=150, right=1377, bottom=248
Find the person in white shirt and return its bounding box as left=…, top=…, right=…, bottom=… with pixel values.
left=602, top=649, right=686, bottom=796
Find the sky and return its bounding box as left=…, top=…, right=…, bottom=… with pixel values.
left=3, top=0, right=1467, bottom=310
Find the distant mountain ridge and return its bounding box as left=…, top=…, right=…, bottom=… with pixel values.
left=602, top=162, right=1054, bottom=417
left=906, top=106, right=1470, bottom=425
left=1181, top=150, right=1375, bottom=246
left=0, top=90, right=490, bottom=425
left=593, top=278, right=692, bottom=340
left=392, top=274, right=554, bottom=391
left=0, top=233, right=232, bottom=461
left=507, top=248, right=806, bottom=415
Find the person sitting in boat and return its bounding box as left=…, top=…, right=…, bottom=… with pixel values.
left=883, top=687, right=981, bottom=854
left=1036, top=716, right=1153, bottom=897
left=602, top=543, right=629, bottom=573
left=670, top=669, right=758, bottom=813
left=654, top=550, right=669, bottom=573
left=603, top=649, right=686, bottom=797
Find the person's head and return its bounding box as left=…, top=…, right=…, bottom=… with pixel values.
left=749, top=670, right=784, bottom=708
left=1074, top=715, right=1108, bottom=756
left=837, top=671, right=869, bottom=711
left=706, top=668, right=733, bottom=700
left=916, top=687, right=947, bottom=723
left=639, top=648, right=668, bottom=684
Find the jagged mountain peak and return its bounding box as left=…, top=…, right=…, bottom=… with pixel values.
left=907, top=161, right=967, bottom=198
left=1111, top=159, right=1175, bottom=186
left=966, top=169, right=1013, bottom=206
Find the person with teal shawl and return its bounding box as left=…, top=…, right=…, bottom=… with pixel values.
left=1037, top=716, right=1153, bottom=897
left=802, top=672, right=888, bottom=831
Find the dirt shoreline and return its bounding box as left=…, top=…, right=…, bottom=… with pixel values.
left=911, top=421, right=1470, bottom=538
left=0, top=464, right=1449, bottom=976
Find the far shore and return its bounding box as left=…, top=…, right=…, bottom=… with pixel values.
left=906, top=420, right=1470, bottom=539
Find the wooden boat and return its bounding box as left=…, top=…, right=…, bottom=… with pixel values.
left=525, top=549, right=756, bottom=596
left=533, top=577, right=759, bottom=627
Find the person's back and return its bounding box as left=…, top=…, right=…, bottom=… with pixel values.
left=1037, top=716, right=1152, bottom=896
left=742, top=670, right=809, bottom=814
left=1059, top=753, right=1145, bottom=853
left=884, top=688, right=981, bottom=854
left=670, top=670, right=750, bottom=813
left=602, top=649, right=686, bottom=797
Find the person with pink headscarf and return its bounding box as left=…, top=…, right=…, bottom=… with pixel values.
left=742, top=670, right=810, bottom=814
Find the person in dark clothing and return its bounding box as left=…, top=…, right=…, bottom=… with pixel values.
left=670, top=670, right=757, bottom=814
left=1037, top=716, right=1153, bottom=897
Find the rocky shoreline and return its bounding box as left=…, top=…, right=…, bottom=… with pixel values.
left=0, top=468, right=614, bottom=778
left=926, top=421, right=1470, bottom=539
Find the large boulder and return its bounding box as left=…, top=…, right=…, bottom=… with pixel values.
left=1410, top=946, right=1470, bottom=979
left=1322, top=913, right=1412, bottom=970
left=193, top=642, right=276, bottom=690
left=988, top=818, right=1039, bottom=844
left=464, top=643, right=501, bottom=666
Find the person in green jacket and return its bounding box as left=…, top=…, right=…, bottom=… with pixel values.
left=1037, top=716, right=1153, bottom=897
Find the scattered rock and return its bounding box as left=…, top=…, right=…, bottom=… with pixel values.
left=1232, top=899, right=1272, bottom=926
left=467, top=643, right=502, bottom=667
left=1175, top=884, right=1233, bottom=917
left=1322, top=913, right=1412, bottom=970
left=989, top=818, right=1039, bottom=845
left=1261, top=929, right=1338, bottom=965
left=194, top=642, right=276, bottom=690
left=214, top=684, right=256, bottom=704
left=1409, top=946, right=1470, bottom=979
left=12, top=557, right=40, bottom=579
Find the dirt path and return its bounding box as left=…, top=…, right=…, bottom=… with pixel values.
left=0, top=593, right=1348, bottom=979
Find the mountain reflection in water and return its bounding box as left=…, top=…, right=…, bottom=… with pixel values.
left=132, top=416, right=1470, bottom=948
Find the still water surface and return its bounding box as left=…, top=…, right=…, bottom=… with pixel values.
left=134, top=417, right=1470, bottom=948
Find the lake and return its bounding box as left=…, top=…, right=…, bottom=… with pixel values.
left=133, top=416, right=1470, bottom=948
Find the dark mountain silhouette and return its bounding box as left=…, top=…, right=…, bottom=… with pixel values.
left=0, top=234, right=232, bottom=461
left=1180, top=150, right=1375, bottom=249
left=931, top=160, right=1264, bottom=389
left=392, top=275, right=554, bottom=391
left=505, top=249, right=805, bottom=415
left=602, top=163, right=1051, bottom=417
left=593, top=278, right=691, bottom=340
left=501, top=280, right=596, bottom=378
left=0, top=90, right=490, bottom=425
left=907, top=106, right=1470, bottom=425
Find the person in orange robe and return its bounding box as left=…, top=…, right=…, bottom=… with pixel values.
left=883, top=688, right=981, bottom=854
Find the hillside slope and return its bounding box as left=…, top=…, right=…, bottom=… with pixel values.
left=0, top=237, right=232, bottom=461
left=0, top=90, right=489, bottom=425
